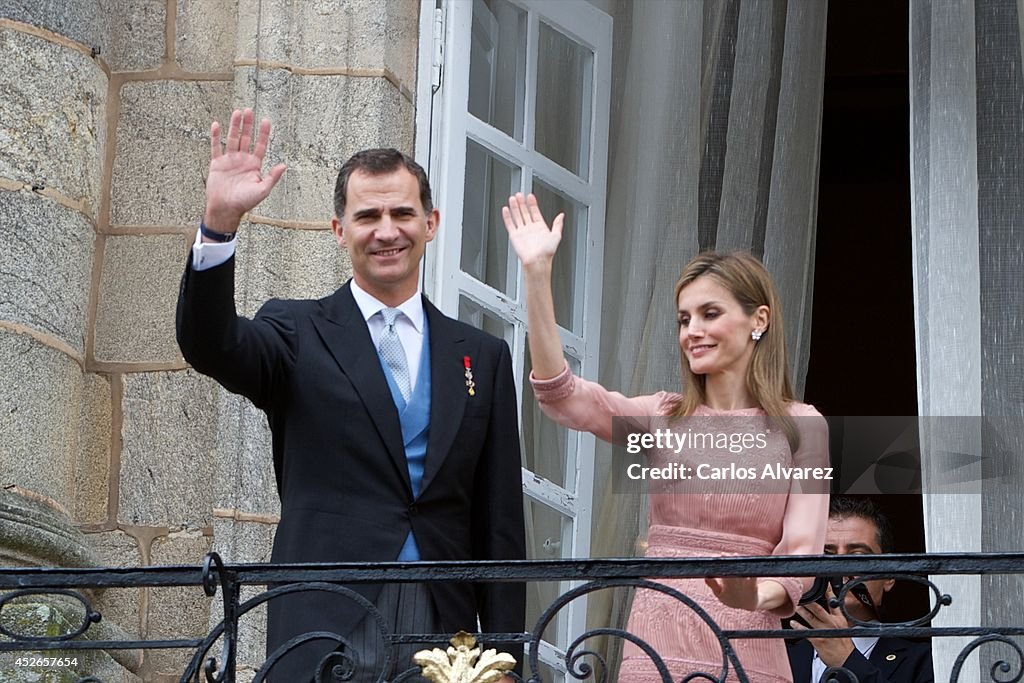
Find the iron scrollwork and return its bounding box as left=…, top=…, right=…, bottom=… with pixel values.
left=527, top=578, right=747, bottom=683
left=2, top=552, right=1024, bottom=683
left=835, top=574, right=953, bottom=627
left=951, top=635, right=1024, bottom=683
left=184, top=579, right=398, bottom=683
left=0, top=587, right=102, bottom=642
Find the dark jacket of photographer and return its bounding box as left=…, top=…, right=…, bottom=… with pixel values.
left=788, top=637, right=933, bottom=683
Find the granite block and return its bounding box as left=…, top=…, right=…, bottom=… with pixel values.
left=234, top=221, right=349, bottom=317
left=0, top=189, right=94, bottom=355
left=0, top=331, right=81, bottom=508
left=176, top=0, right=237, bottom=73
left=88, top=529, right=143, bottom=639
left=93, top=234, right=189, bottom=364
left=107, top=0, right=165, bottom=72
left=0, top=28, right=107, bottom=214
left=117, top=370, right=218, bottom=527
left=73, top=373, right=112, bottom=525
left=147, top=529, right=214, bottom=676
left=236, top=0, right=419, bottom=87
left=110, top=80, right=231, bottom=226
left=0, top=0, right=110, bottom=55
left=232, top=68, right=414, bottom=223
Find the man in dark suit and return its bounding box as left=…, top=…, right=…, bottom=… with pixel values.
left=788, top=497, right=932, bottom=683
left=176, top=109, right=525, bottom=680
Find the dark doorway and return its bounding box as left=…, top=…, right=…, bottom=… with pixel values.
left=803, top=0, right=927, bottom=625
left=806, top=2, right=915, bottom=417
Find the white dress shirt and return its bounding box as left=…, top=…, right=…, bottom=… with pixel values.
left=190, top=228, right=237, bottom=270
left=349, top=278, right=425, bottom=390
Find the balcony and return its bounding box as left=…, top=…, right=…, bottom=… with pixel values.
left=1, top=552, right=1020, bottom=682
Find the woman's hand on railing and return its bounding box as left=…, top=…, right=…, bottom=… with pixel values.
left=704, top=576, right=788, bottom=612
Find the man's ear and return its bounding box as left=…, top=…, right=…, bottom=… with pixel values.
left=882, top=577, right=896, bottom=593
left=425, top=208, right=440, bottom=243
left=331, top=215, right=346, bottom=248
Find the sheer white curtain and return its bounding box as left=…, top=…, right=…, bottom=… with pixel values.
left=910, top=1, right=1024, bottom=680
left=584, top=0, right=828, bottom=668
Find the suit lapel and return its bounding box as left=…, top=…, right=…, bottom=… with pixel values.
left=421, top=299, right=469, bottom=494
left=311, top=282, right=412, bottom=497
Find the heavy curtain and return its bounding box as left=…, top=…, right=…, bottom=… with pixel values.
left=584, top=0, right=828, bottom=671
left=910, top=1, right=1024, bottom=680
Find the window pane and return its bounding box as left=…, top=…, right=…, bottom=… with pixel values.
left=457, top=296, right=512, bottom=346
left=462, top=140, right=519, bottom=295
left=522, top=337, right=580, bottom=490
left=525, top=497, right=572, bottom=649
left=535, top=22, right=592, bottom=177
left=469, top=0, right=526, bottom=141
left=531, top=180, right=586, bottom=333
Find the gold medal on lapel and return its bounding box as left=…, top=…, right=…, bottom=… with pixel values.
left=463, top=355, right=475, bottom=396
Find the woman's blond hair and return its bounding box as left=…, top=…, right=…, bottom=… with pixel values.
left=671, top=251, right=798, bottom=448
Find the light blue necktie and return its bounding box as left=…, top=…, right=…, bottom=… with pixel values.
left=378, top=307, right=411, bottom=402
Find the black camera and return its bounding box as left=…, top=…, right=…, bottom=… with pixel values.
left=798, top=575, right=845, bottom=610
left=795, top=575, right=879, bottom=624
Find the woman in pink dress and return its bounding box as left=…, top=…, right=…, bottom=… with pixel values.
left=502, top=193, right=829, bottom=683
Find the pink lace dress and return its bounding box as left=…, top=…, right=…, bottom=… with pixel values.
left=531, top=367, right=829, bottom=683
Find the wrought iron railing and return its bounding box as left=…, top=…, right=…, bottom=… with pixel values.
left=1, top=552, right=1022, bottom=682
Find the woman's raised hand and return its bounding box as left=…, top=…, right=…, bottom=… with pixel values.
left=504, top=192, right=566, bottom=379
left=502, top=193, right=564, bottom=268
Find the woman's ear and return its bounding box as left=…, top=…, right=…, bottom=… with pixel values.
left=755, top=305, right=770, bottom=334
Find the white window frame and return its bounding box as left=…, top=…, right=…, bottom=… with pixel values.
left=415, top=0, right=612, bottom=674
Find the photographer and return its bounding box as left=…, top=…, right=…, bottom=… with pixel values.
left=788, top=497, right=933, bottom=683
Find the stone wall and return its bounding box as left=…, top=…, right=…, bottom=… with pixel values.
left=0, top=0, right=419, bottom=679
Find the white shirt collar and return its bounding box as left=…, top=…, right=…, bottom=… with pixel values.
left=349, top=278, right=424, bottom=333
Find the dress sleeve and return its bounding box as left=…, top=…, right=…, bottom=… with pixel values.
left=761, top=403, right=831, bottom=616
left=530, top=363, right=677, bottom=443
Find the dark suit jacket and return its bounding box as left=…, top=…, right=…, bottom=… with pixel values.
left=176, top=257, right=526, bottom=677
left=788, top=637, right=933, bottom=683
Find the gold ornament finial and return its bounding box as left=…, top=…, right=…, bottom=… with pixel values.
left=414, top=631, right=516, bottom=683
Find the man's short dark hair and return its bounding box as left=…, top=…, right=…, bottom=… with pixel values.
left=333, top=148, right=433, bottom=218
left=829, top=496, right=895, bottom=554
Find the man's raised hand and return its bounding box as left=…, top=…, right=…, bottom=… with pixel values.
left=203, top=108, right=287, bottom=234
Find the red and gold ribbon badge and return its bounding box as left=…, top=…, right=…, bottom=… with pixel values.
left=463, top=355, right=475, bottom=396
